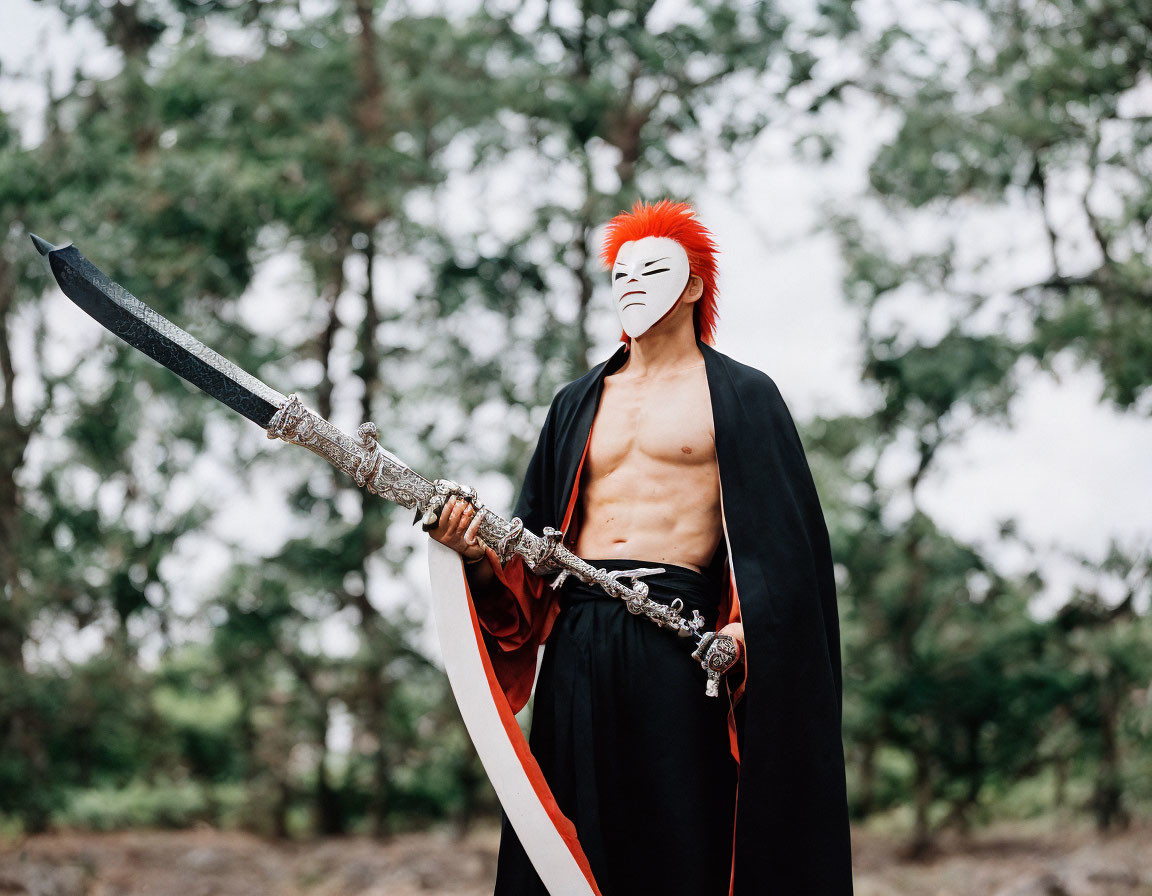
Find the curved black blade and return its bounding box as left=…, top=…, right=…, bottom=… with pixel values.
left=31, top=235, right=285, bottom=427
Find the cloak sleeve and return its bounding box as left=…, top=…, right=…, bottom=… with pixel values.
left=465, top=395, right=566, bottom=713
left=705, top=351, right=853, bottom=893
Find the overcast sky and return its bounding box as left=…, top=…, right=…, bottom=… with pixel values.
left=4, top=0, right=1150, bottom=631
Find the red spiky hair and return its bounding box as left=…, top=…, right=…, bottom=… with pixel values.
left=600, top=199, right=720, bottom=345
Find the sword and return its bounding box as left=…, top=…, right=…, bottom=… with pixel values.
left=30, top=235, right=738, bottom=695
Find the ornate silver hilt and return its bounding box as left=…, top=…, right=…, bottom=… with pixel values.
left=691, top=631, right=742, bottom=698
left=418, top=478, right=480, bottom=531
left=266, top=393, right=735, bottom=697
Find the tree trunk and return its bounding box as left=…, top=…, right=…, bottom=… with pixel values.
left=856, top=739, right=877, bottom=818
left=315, top=700, right=346, bottom=835
left=570, top=163, right=595, bottom=374
left=0, top=256, right=28, bottom=670
left=0, top=257, right=50, bottom=833
left=316, top=243, right=348, bottom=421
left=273, top=779, right=291, bottom=839
left=909, top=750, right=935, bottom=858
left=1054, top=755, right=1068, bottom=809
left=355, top=237, right=394, bottom=838
left=1092, top=686, right=1128, bottom=831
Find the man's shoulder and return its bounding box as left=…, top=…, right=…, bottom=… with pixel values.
left=700, top=343, right=784, bottom=403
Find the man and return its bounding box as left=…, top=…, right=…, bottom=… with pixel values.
left=430, top=200, right=853, bottom=894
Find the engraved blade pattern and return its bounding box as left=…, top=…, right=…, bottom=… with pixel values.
left=33, top=235, right=286, bottom=426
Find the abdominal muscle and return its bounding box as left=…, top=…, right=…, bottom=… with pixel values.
left=573, top=485, right=723, bottom=572
left=571, top=371, right=724, bottom=572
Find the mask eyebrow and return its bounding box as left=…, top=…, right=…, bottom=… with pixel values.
left=643, top=257, right=670, bottom=267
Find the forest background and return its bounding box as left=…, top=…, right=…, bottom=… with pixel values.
left=1, top=0, right=1150, bottom=875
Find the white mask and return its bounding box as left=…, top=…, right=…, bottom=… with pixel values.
left=611, top=236, right=691, bottom=340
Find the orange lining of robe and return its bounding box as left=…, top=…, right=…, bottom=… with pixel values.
left=720, top=564, right=744, bottom=896
left=471, top=432, right=593, bottom=712
left=718, top=562, right=746, bottom=763
left=457, top=561, right=602, bottom=895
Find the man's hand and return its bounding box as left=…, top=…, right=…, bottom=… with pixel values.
left=718, top=621, right=744, bottom=660
left=428, top=494, right=486, bottom=563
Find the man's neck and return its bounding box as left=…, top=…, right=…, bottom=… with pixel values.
left=617, top=306, right=703, bottom=378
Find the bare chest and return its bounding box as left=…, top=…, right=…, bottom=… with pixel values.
left=585, top=367, right=716, bottom=474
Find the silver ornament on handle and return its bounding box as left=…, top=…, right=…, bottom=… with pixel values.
left=266, top=393, right=728, bottom=695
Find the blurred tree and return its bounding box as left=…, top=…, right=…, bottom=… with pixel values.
left=21, top=0, right=1140, bottom=847
left=801, top=0, right=1152, bottom=844
left=0, top=0, right=293, bottom=829
left=0, top=104, right=55, bottom=828
left=0, top=31, right=272, bottom=825
left=819, top=0, right=1152, bottom=408
left=1049, top=542, right=1152, bottom=830
left=199, top=3, right=502, bottom=835
left=3, top=0, right=673, bottom=833
left=425, top=0, right=793, bottom=405
left=811, top=368, right=1063, bottom=852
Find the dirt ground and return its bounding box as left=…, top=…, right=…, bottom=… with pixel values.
left=1, top=822, right=1149, bottom=895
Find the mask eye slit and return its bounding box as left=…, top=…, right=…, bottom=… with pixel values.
left=614, top=271, right=627, bottom=280
left=641, top=268, right=670, bottom=276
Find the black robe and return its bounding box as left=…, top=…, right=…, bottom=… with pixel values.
left=472, top=340, right=854, bottom=894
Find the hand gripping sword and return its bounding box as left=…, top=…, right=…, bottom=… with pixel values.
left=29, top=235, right=739, bottom=696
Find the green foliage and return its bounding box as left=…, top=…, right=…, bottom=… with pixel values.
left=868, top=329, right=1020, bottom=427
left=60, top=780, right=212, bottom=831
left=1, top=0, right=1148, bottom=849
left=795, top=0, right=1152, bottom=844
left=837, top=0, right=1152, bottom=411
left=58, top=780, right=252, bottom=831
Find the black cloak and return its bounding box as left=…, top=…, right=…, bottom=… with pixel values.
left=474, top=339, right=854, bottom=894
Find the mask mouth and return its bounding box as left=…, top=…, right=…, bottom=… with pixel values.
left=620, top=289, right=646, bottom=300
left=621, top=301, right=646, bottom=310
